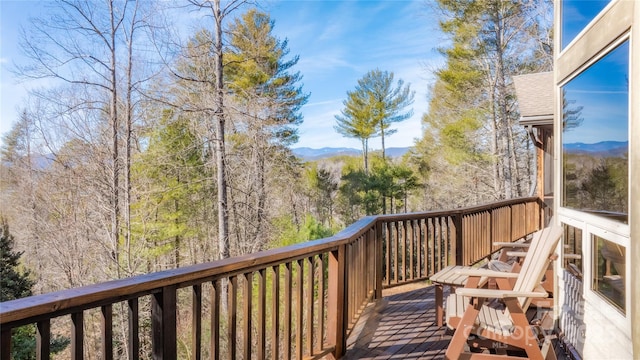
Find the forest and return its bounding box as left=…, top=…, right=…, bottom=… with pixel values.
left=0, top=0, right=552, bottom=357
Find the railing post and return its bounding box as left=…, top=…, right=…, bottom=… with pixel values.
left=71, top=311, right=84, bottom=360
left=102, top=305, right=113, bottom=360
left=327, top=244, right=346, bottom=359
left=36, top=320, right=50, bottom=360
left=1, top=327, right=11, bottom=360
left=375, top=222, right=383, bottom=299
left=152, top=285, right=177, bottom=360
left=452, top=212, right=464, bottom=265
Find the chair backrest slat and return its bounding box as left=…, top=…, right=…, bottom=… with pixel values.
left=512, top=225, right=563, bottom=310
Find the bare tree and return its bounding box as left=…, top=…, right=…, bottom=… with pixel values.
left=170, top=0, right=251, bottom=262
left=16, top=0, right=159, bottom=279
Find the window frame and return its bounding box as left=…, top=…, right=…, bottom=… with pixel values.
left=557, top=31, right=631, bottom=331
left=559, top=210, right=630, bottom=335
left=561, top=0, right=613, bottom=51
left=559, top=38, right=630, bottom=223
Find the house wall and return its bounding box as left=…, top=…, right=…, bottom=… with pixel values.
left=554, top=0, right=637, bottom=358
left=630, top=1, right=640, bottom=357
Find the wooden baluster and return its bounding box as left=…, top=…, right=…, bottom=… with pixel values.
left=71, top=311, right=83, bottom=360
left=429, top=218, right=435, bottom=272
left=375, top=221, right=383, bottom=299
left=128, top=298, right=139, bottom=360
left=228, top=276, right=237, bottom=360
left=1, top=327, right=11, bottom=360
left=257, top=269, right=266, bottom=360
left=211, top=279, right=220, bottom=360
left=350, top=243, right=355, bottom=318
left=284, top=262, right=292, bottom=360
left=327, top=245, right=346, bottom=359
left=151, top=286, right=176, bottom=360
left=305, top=257, right=314, bottom=357
left=315, top=255, right=325, bottom=352
left=393, top=222, right=399, bottom=284
left=414, top=220, right=421, bottom=279
left=453, top=213, right=463, bottom=266
left=409, top=220, right=414, bottom=280
left=385, top=222, right=391, bottom=286
left=420, top=219, right=426, bottom=275
left=192, top=285, right=202, bottom=360
left=243, top=273, right=252, bottom=360
left=296, top=259, right=304, bottom=360
left=271, top=266, right=280, bottom=360
left=399, top=224, right=404, bottom=282
left=102, top=305, right=113, bottom=360
left=36, top=320, right=50, bottom=360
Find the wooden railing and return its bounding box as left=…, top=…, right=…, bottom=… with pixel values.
left=0, top=197, right=542, bottom=360
left=379, top=196, right=542, bottom=286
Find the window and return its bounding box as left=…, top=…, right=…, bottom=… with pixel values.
left=561, top=0, right=611, bottom=49
left=561, top=40, right=628, bottom=224
left=592, top=235, right=625, bottom=312
left=563, top=224, right=582, bottom=276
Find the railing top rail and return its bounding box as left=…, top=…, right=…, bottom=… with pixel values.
left=0, top=215, right=377, bottom=327
left=376, top=196, right=540, bottom=222
left=0, top=197, right=540, bottom=328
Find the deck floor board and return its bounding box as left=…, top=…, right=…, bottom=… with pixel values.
left=343, top=283, right=569, bottom=360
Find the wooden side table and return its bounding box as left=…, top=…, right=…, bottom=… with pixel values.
left=430, top=265, right=488, bottom=327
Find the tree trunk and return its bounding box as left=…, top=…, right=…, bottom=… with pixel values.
left=213, top=0, right=229, bottom=262
left=124, top=0, right=138, bottom=276
left=381, top=124, right=386, bottom=162
left=491, top=2, right=512, bottom=200
left=362, top=138, right=369, bottom=175
left=109, top=0, right=121, bottom=279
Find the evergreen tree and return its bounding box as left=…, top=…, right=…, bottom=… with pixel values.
left=335, top=69, right=414, bottom=172
left=225, top=9, right=309, bottom=145
left=132, top=109, right=211, bottom=270
left=1, top=219, right=69, bottom=359
left=357, top=69, right=414, bottom=161
left=224, top=9, right=309, bottom=255
left=0, top=219, right=34, bottom=302
left=413, top=0, right=552, bottom=206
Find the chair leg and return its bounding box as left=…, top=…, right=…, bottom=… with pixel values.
left=541, top=338, right=558, bottom=360
left=436, top=283, right=444, bottom=327
left=504, top=298, right=545, bottom=360
left=445, top=300, right=481, bottom=360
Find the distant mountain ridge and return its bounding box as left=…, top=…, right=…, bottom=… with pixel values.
left=564, top=141, right=628, bottom=157
left=292, top=147, right=410, bottom=160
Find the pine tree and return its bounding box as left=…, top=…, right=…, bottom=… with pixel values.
left=0, top=219, right=34, bottom=302
left=335, top=69, right=414, bottom=172
left=1, top=219, right=69, bottom=359
left=413, top=0, right=553, bottom=206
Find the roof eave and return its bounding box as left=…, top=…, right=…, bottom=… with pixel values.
left=519, top=115, right=554, bottom=127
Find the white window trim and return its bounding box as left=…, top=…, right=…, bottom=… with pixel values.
left=558, top=211, right=631, bottom=336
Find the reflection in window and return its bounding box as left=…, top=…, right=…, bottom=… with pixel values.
left=563, top=224, right=582, bottom=277
left=561, top=0, right=611, bottom=49
left=562, top=41, right=628, bottom=224
left=592, top=235, right=625, bottom=312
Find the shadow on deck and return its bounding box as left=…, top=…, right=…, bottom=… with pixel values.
left=343, top=283, right=570, bottom=360
left=344, top=283, right=450, bottom=359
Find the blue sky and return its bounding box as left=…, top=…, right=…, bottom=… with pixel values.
left=0, top=0, right=442, bottom=150
left=562, top=34, right=628, bottom=145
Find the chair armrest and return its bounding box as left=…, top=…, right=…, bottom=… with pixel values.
left=456, top=287, right=549, bottom=299
left=493, top=242, right=530, bottom=248
left=506, top=251, right=528, bottom=257
left=454, top=268, right=519, bottom=278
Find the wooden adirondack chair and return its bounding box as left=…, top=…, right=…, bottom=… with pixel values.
left=444, top=224, right=564, bottom=360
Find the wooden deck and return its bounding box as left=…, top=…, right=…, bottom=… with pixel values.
left=344, top=283, right=450, bottom=359
left=343, top=283, right=569, bottom=360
